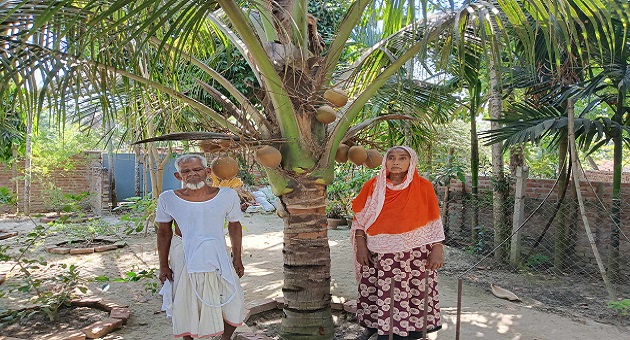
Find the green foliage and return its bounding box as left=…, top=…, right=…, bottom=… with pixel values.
left=42, top=187, right=91, bottom=214
left=466, top=225, right=492, bottom=255
left=0, top=113, right=25, bottom=163
left=327, top=163, right=377, bottom=218
left=94, top=267, right=159, bottom=295
left=0, top=186, right=17, bottom=206
left=32, top=125, right=101, bottom=176
left=608, top=299, right=630, bottom=317
left=526, top=253, right=551, bottom=269
left=52, top=219, right=118, bottom=245
left=0, top=224, right=88, bottom=322
left=430, top=158, right=467, bottom=186
left=114, top=196, right=157, bottom=234
left=523, top=144, right=559, bottom=179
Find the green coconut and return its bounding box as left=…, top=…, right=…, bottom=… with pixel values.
left=323, top=88, right=349, bottom=107
left=255, top=145, right=282, bottom=168
left=315, top=105, right=337, bottom=124
left=335, top=144, right=350, bottom=163
left=364, top=149, right=383, bottom=168
left=211, top=156, right=239, bottom=180
left=348, top=145, right=368, bottom=166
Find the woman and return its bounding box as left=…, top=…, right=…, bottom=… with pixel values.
left=351, top=146, right=445, bottom=340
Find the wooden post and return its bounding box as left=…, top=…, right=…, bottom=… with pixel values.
left=566, top=98, right=615, bottom=299
left=510, top=166, right=528, bottom=266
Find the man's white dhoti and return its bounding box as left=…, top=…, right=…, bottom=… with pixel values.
left=170, top=236, right=245, bottom=338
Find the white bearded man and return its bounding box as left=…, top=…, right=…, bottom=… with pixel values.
left=156, top=154, right=245, bottom=339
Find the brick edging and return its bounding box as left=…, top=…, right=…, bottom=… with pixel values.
left=45, top=240, right=126, bottom=255
left=235, top=297, right=357, bottom=340
left=1, top=298, right=131, bottom=340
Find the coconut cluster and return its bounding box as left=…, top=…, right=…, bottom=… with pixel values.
left=335, top=144, right=383, bottom=168
left=314, top=88, right=349, bottom=125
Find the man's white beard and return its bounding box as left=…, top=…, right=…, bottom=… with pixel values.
left=184, top=180, right=206, bottom=190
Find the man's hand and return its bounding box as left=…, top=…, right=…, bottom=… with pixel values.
left=233, top=258, right=244, bottom=278
left=426, top=244, right=444, bottom=271
left=159, top=266, right=173, bottom=283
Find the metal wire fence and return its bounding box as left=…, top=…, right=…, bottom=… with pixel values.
left=437, top=171, right=630, bottom=325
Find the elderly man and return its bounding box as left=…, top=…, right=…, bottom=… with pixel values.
left=156, top=154, right=245, bottom=340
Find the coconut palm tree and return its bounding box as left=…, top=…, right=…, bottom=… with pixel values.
left=1, top=1, right=459, bottom=337
left=2, top=0, right=627, bottom=338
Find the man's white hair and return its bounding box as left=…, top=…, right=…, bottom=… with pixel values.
left=174, top=154, right=208, bottom=172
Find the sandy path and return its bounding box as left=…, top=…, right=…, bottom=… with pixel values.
left=1, top=214, right=628, bottom=340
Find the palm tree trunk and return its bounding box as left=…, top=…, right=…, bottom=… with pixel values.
left=470, top=82, right=480, bottom=247
left=489, top=50, right=508, bottom=262
left=133, top=145, right=142, bottom=196
left=107, top=138, right=117, bottom=208
left=608, top=85, right=625, bottom=282
left=11, top=144, right=19, bottom=214
left=23, top=109, right=33, bottom=215
left=554, top=137, right=569, bottom=270
left=279, top=178, right=334, bottom=340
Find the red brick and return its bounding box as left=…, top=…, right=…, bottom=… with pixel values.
left=47, top=329, right=86, bottom=340
left=47, top=246, right=71, bottom=254
left=343, top=300, right=357, bottom=313
left=235, top=333, right=274, bottom=340
left=94, top=244, right=118, bottom=252
left=273, top=296, right=286, bottom=309
left=0, top=231, right=18, bottom=240
left=109, top=307, right=131, bottom=324
left=71, top=297, right=102, bottom=307
left=243, top=308, right=252, bottom=323
left=70, top=247, right=95, bottom=255
left=331, top=301, right=344, bottom=310
left=97, top=301, right=129, bottom=311
left=82, top=317, right=123, bottom=338
left=245, top=298, right=277, bottom=316
left=114, top=241, right=127, bottom=248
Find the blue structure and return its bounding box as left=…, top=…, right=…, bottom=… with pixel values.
left=102, top=153, right=181, bottom=201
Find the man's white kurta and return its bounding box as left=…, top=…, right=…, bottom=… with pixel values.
left=156, top=188, right=245, bottom=338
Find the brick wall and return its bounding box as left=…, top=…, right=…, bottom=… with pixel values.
left=0, top=151, right=108, bottom=215
left=439, top=175, right=630, bottom=271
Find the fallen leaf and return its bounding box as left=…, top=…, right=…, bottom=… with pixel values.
left=491, top=283, right=521, bottom=302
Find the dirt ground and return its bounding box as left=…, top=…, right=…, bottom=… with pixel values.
left=0, top=213, right=629, bottom=340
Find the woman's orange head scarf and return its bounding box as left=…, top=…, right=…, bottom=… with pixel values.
left=351, top=146, right=441, bottom=235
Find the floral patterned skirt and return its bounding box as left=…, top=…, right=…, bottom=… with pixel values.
left=356, top=245, right=441, bottom=339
